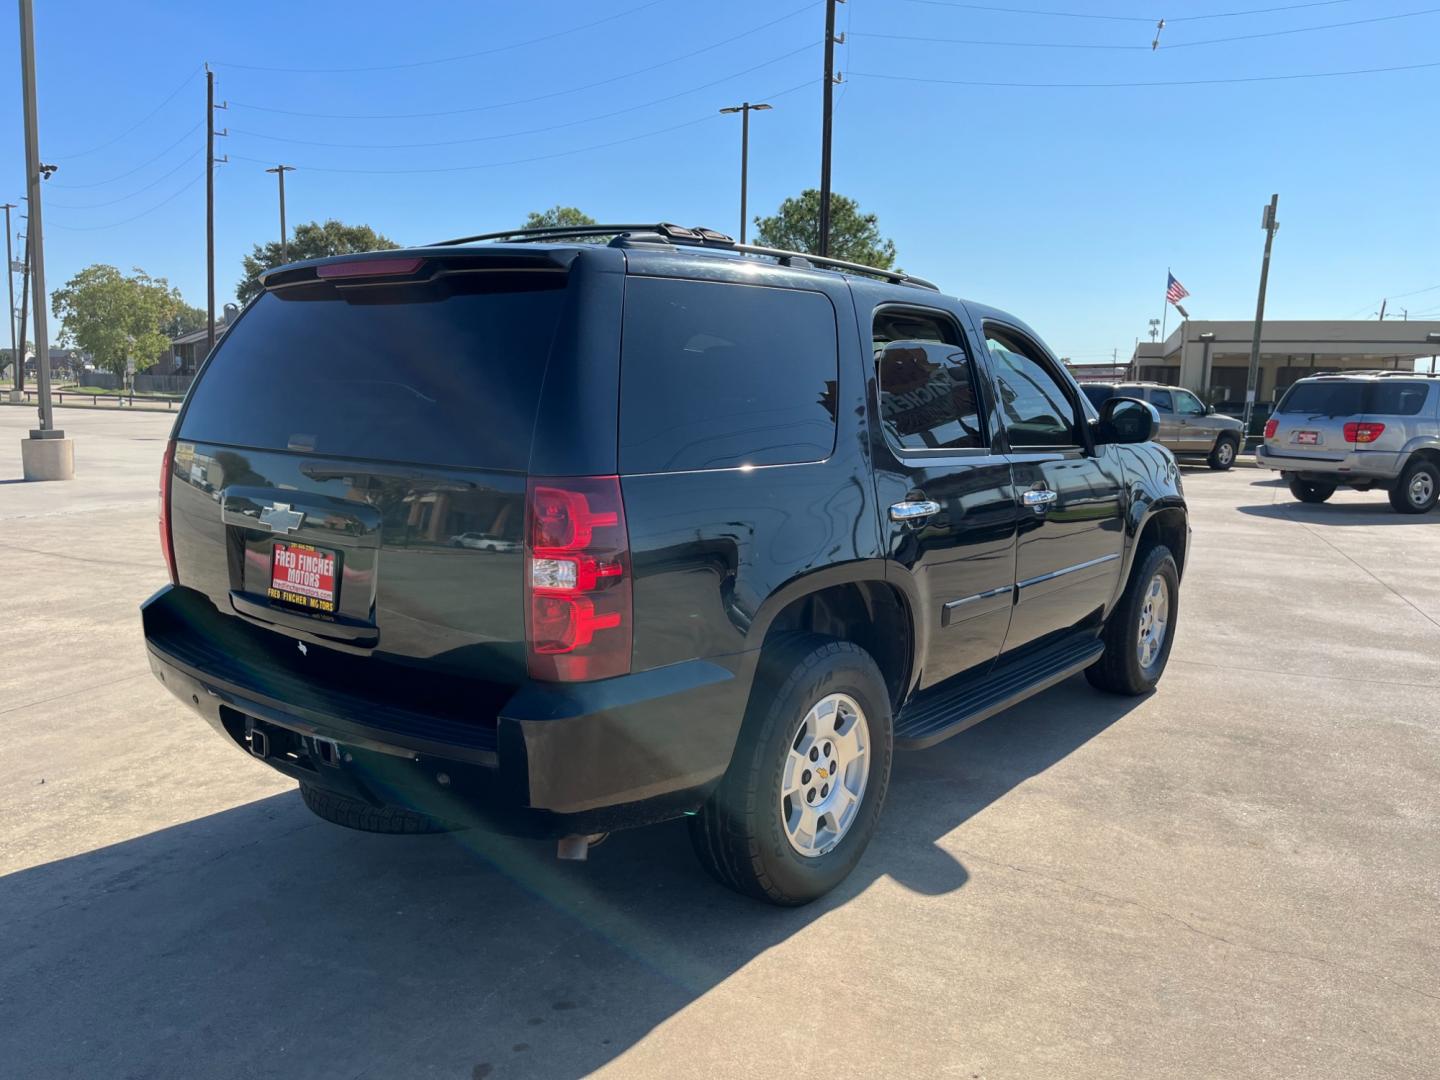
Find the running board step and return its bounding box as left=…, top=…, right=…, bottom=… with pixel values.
left=894, top=635, right=1104, bottom=750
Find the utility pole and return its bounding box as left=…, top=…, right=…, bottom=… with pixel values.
left=817, top=0, right=844, bottom=257
left=15, top=230, right=28, bottom=391
left=206, top=66, right=227, bottom=357
left=718, top=104, right=770, bottom=243
left=2, top=202, right=15, bottom=395
left=265, top=164, right=294, bottom=262
left=1242, top=194, right=1280, bottom=448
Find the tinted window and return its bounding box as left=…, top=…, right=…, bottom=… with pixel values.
left=618, top=278, right=837, bottom=473
left=985, top=330, right=1079, bottom=447
left=1276, top=381, right=1364, bottom=417
left=874, top=309, right=986, bottom=451
left=1149, top=388, right=1175, bottom=412
left=179, top=274, right=565, bottom=469
left=1080, top=384, right=1114, bottom=409
left=1367, top=382, right=1429, bottom=416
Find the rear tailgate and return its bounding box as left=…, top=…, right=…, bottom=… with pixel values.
left=167, top=250, right=593, bottom=685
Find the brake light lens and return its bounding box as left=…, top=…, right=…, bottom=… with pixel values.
left=1263, top=419, right=1278, bottom=439
left=525, top=476, right=631, bottom=681
left=159, top=438, right=178, bottom=584
left=1343, top=422, right=1386, bottom=444
left=315, top=257, right=424, bottom=279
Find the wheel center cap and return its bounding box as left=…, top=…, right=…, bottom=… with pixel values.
left=816, top=765, right=831, bottom=780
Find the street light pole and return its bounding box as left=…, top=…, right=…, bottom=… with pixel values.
left=718, top=104, right=771, bottom=243
left=17, top=0, right=58, bottom=438
left=265, top=164, right=294, bottom=262
left=2, top=201, right=15, bottom=394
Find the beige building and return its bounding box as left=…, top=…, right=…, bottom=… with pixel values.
left=1128, top=320, right=1440, bottom=405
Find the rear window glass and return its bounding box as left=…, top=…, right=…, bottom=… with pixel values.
left=179, top=273, right=566, bottom=469
left=1277, top=380, right=1430, bottom=417
left=618, top=278, right=838, bottom=473
left=1080, top=385, right=1114, bottom=409
left=1276, top=382, right=1364, bottom=417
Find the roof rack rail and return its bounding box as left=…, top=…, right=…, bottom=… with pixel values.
left=429, top=223, right=941, bottom=292
left=1307, top=369, right=1440, bottom=378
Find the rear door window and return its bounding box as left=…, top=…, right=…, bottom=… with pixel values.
left=874, top=308, right=988, bottom=452
left=618, top=278, right=838, bottom=473
left=179, top=273, right=566, bottom=470
left=1149, top=388, right=1175, bottom=412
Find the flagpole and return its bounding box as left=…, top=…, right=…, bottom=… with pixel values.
left=1160, top=267, right=1170, bottom=349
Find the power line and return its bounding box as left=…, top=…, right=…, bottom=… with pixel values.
left=226, top=1, right=820, bottom=121
left=227, top=44, right=817, bottom=151
left=847, top=58, right=1440, bottom=89
left=54, top=65, right=202, bottom=159
left=215, top=0, right=671, bottom=73
left=1166, top=6, right=1440, bottom=49
left=855, top=31, right=1147, bottom=50
left=46, top=147, right=205, bottom=209
left=48, top=121, right=203, bottom=189
left=48, top=171, right=204, bottom=232
left=896, top=0, right=1360, bottom=21
left=858, top=6, right=1440, bottom=52
left=225, top=77, right=816, bottom=176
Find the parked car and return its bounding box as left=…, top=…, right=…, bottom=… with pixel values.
left=1256, top=371, right=1440, bottom=513
left=1080, top=381, right=1243, bottom=470
left=449, top=532, right=518, bottom=552
left=143, top=223, right=1188, bottom=905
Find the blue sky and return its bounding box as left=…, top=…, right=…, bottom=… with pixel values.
left=2, top=0, right=1438, bottom=362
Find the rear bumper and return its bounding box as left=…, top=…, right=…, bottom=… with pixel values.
left=142, top=585, right=753, bottom=837
left=1255, top=445, right=1404, bottom=481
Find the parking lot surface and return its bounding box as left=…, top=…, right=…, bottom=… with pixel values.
left=3, top=407, right=1437, bottom=1079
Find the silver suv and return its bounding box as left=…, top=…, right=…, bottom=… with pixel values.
left=1081, top=382, right=1244, bottom=470
left=1256, top=372, right=1440, bottom=514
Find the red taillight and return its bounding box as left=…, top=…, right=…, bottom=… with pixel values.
left=1263, top=419, right=1278, bottom=439
left=159, top=438, right=178, bottom=584
left=1343, top=422, right=1385, bottom=444
left=525, top=476, right=631, bottom=681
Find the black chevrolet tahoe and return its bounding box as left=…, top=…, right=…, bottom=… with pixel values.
left=143, top=223, right=1187, bottom=905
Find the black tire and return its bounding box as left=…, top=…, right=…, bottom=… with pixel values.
left=1086, top=544, right=1180, bottom=696
left=299, top=782, right=458, bottom=834
left=1289, top=478, right=1336, bottom=504
left=1207, top=435, right=1239, bottom=471
left=1387, top=458, right=1440, bottom=515
left=689, top=635, right=894, bottom=906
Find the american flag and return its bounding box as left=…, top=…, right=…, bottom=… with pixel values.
left=1166, top=273, right=1190, bottom=305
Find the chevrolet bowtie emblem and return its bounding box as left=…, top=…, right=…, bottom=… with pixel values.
left=258, top=502, right=305, bottom=535
left=816, top=766, right=830, bottom=780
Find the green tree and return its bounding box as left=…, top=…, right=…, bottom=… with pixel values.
left=753, top=189, right=897, bottom=270
left=521, top=205, right=605, bottom=242
left=237, top=219, right=400, bottom=303
left=165, top=303, right=208, bottom=338
left=50, top=265, right=190, bottom=380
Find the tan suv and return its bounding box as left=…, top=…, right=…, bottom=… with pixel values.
left=1081, top=382, right=1244, bottom=470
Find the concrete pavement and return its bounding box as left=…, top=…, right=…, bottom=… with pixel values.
left=2, top=409, right=1437, bottom=1079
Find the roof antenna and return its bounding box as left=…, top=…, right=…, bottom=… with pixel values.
left=1152, top=19, right=1166, bottom=50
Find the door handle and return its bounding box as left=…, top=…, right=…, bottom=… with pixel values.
left=890, top=500, right=941, bottom=522
left=1022, top=488, right=1058, bottom=509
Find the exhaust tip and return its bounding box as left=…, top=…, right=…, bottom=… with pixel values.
left=556, top=833, right=608, bottom=861
left=247, top=728, right=269, bottom=759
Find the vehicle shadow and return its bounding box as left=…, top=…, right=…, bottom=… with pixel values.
left=0, top=675, right=1141, bottom=1080
left=1237, top=500, right=1438, bottom=527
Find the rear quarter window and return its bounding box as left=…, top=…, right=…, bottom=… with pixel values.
left=1366, top=382, right=1429, bottom=416
left=618, top=277, right=839, bottom=473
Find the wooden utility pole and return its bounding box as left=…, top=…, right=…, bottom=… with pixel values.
left=205, top=66, right=227, bottom=357
left=1242, top=194, right=1280, bottom=445
left=818, top=0, right=843, bottom=257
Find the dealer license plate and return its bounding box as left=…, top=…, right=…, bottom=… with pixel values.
left=1295, top=431, right=1319, bottom=445
left=268, top=541, right=339, bottom=613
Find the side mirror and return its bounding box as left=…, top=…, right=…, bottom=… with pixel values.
left=1205, top=404, right=1215, bottom=415
left=1094, top=397, right=1158, bottom=445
